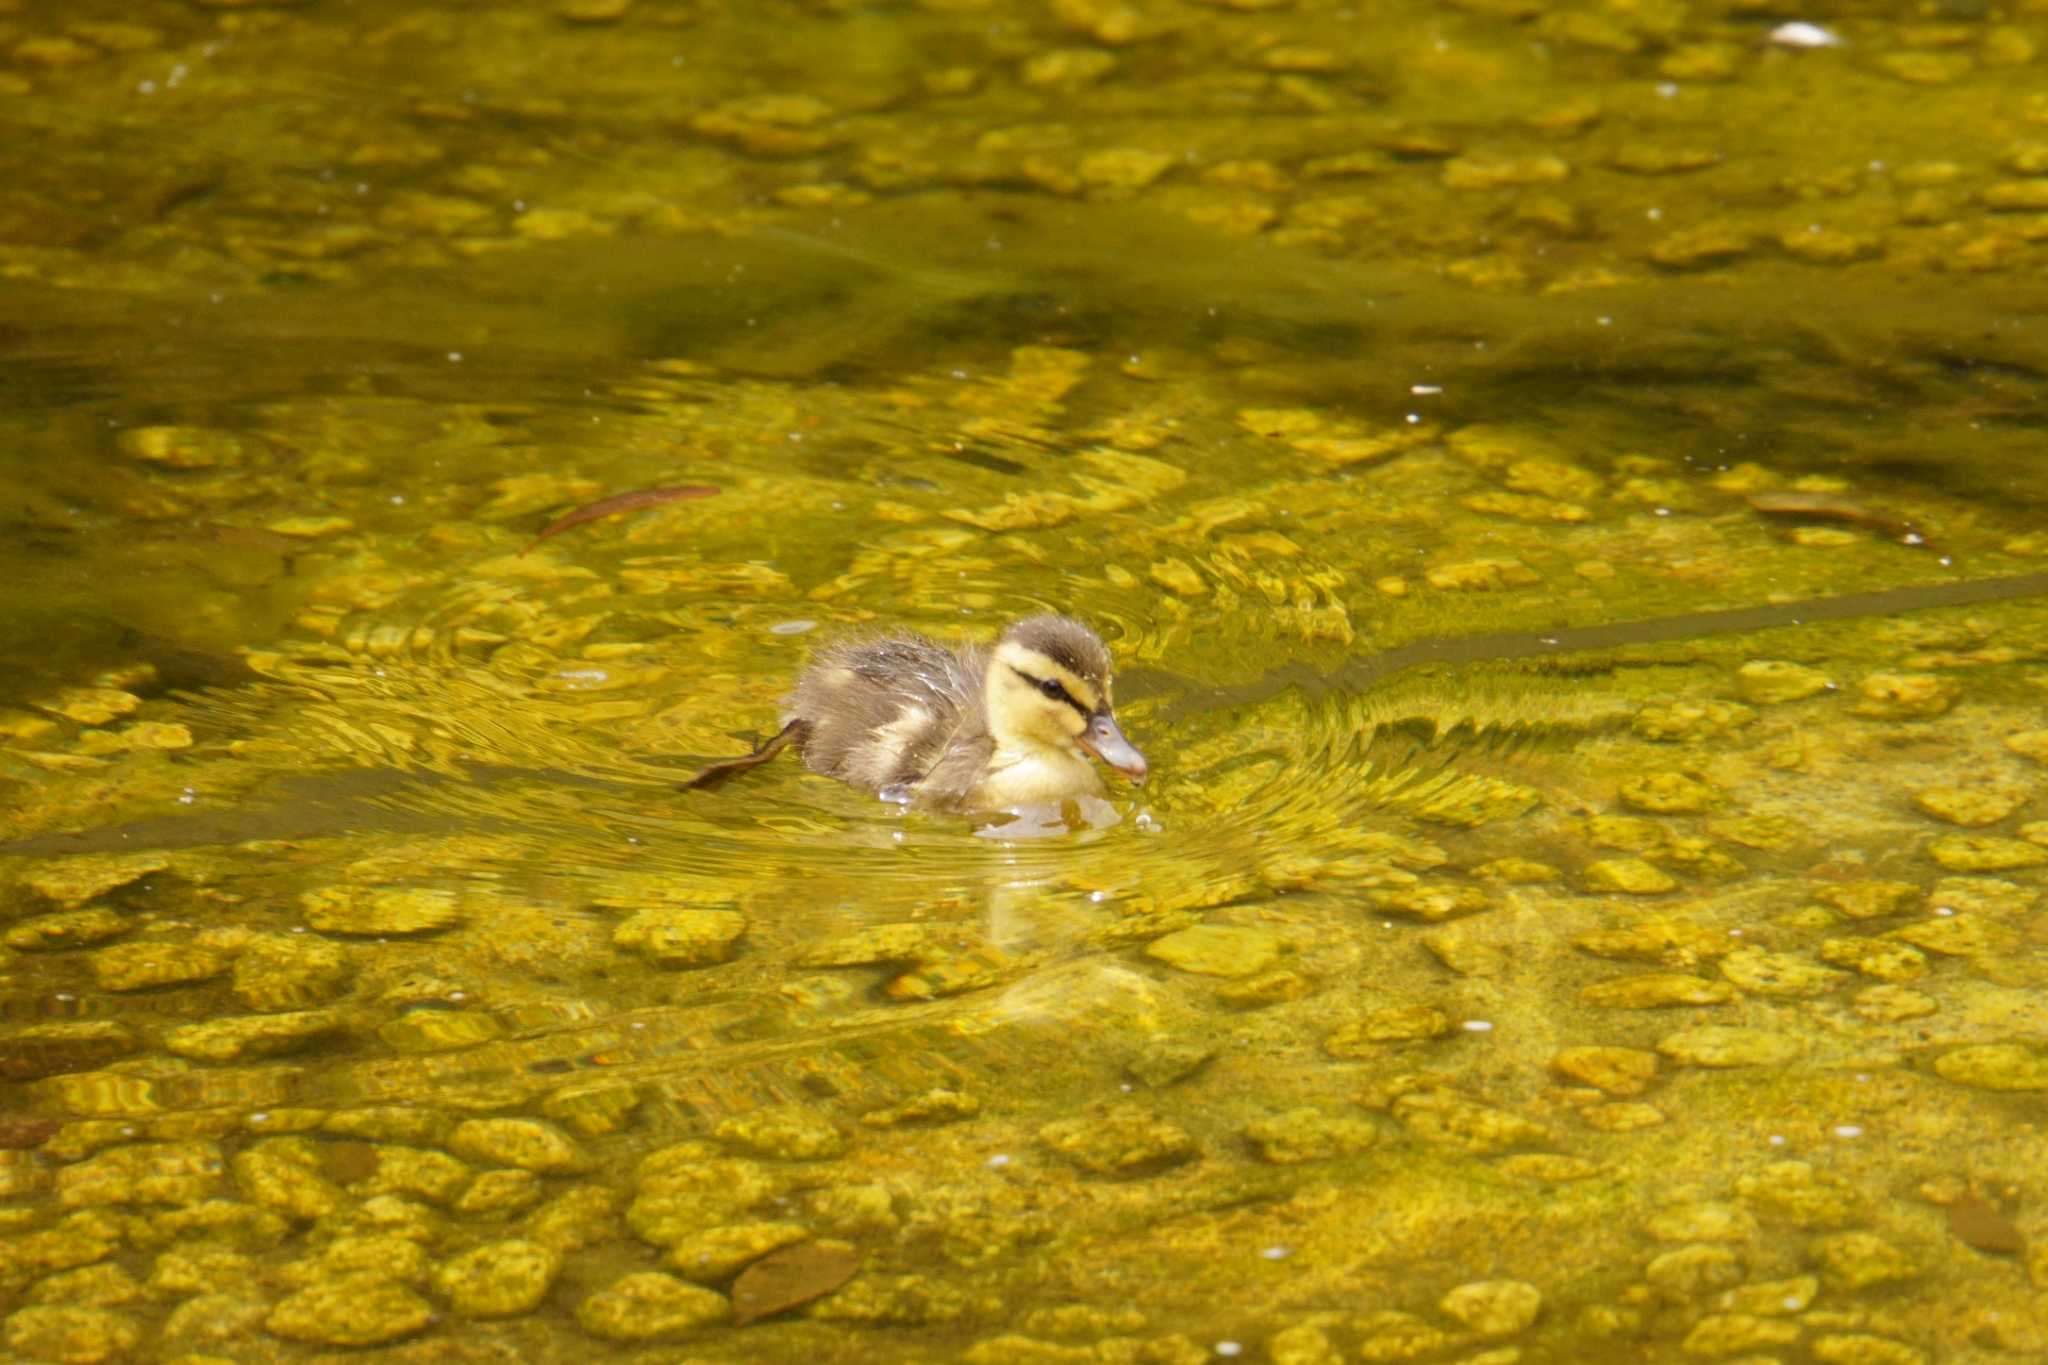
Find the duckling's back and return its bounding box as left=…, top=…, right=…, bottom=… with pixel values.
left=785, top=633, right=990, bottom=799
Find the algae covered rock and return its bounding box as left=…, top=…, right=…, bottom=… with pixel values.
left=1932, top=1042, right=2048, bottom=1091
left=1913, top=787, right=2021, bottom=826
left=1813, top=1231, right=1919, bottom=1290
left=1735, top=659, right=1832, bottom=704
left=231, top=932, right=351, bottom=1009
left=1656, top=1026, right=1803, bottom=1068
left=1580, top=859, right=1677, bottom=894
left=301, top=886, right=462, bottom=936
left=1853, top=672, right=1958, bottom=719
left=1439, top=1278, right=1541, bottom=1336
left=1142, top=924, right=1279, bottom=977
left=22, top=853, right=168, bottom=907
left=1242, top=1107, right=1380, bottom=1164
left=5, top=907, right=128, bottom=951
left=265, top=1274, right=434, bottom=1346
left=626, top=1147, right=781, bottom=1247
left=1582, top=973, right=1734, bottom=1008
left=1550, top=1046, right=1659, bottom=1096
left=0, top=1021, right=140, bottom=1082
left=2, top=1305, right=140, bottom=1364
left=1390, top=1090, right=1551, bottom=1154
left=713, top=1106, right=847, bottom=1161
left=576, top=1271, right=729, bottom=1341
left=1736, top=1160, right=1869, bottom=1229
left=56, top=1141, right=223, bottom=1209
left=1925, top=835, right=2047, bottom=872
left=448, top=1118, right=586, bottom=1173
left=164, top=1009, right=347, bottom=1063
left=435, top=1238, right=561, bottom=1317
left=1038, top=1109, right=1198, bottom=1177
left=666, top=1222, right=810, bottom=1282
left=612, top=907, right=747, bottom=967
left=1619, top=771, right=1723, bottom=814
left=87, top=940, right=227, bottom=991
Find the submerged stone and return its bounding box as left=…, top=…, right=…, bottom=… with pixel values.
left=1913, top=787, right=2021, bottom=826
left=300, top=886, right=462, bottom=936
left=1142, top=924, right=1279, bottom=977
left=1813, top=1231, right=1918, bottom=1290
left=5, top=907, right=128, bottom=951
left=1038, top=1110, right=1198, bottom=1177
left=1550, top=1046, right=1659, bottom=1096
left=713, top=1107, right=846, bottom=1161
left=1580, top=859, right=1676, bottom=894
left=1657, top=1026, right=1803, bottom=1068
left=448, top=1118, right=586, bottom=1173
left=666, top=1222, right=810, bottom=1283
left=576, top=1271, right=729, bottom=1341
left=1735, top=660, right=1832, bottom=703
left=22, top=853, right=168, bottom=906
left=1, top=1305, right=139, bottom=1364
left=612, top=907, right=747, bottom=967
left=265, top=1275, right=434, bottom=1346
left=1391, top=1090, right=1551, bottom=1154
left=232, top=932, right=351, bottom=1010
left=164, top=1009, right=347, bottom=1063
left=1925, top=835, right=2047, bottom=872
left=1718, top=946, right=1848, bottom=998
left=1815, top=881, right=1920, bottom=921
left=1932, top=1042, right=2048, bottom=1090
left=435, top=1239, right=561, bottom=1317
left=56, top=1141, right=223, bottom=1209
left=1243, top=1108, right=1379, bottom=1164
left=1853, top=672, right=1958, bottom=718
left=87, top=940, right=226, bottom=991
left=1582, top=973, right=1734, bottom=1008
left=1438, top=1279, right=1541, bottom=1336
left=1619, top=772, right=1722, bottom=814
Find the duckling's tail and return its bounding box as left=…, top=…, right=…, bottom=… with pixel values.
left=680, top=720, right=808, bottom=792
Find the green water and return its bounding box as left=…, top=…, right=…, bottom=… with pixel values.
left=4, top=1, right=2048, bottom=1361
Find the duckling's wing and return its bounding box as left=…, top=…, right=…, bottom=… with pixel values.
left=786, top=634, right=984, bottom=794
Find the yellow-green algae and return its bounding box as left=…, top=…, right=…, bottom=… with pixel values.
left=3, top=0, right=2048, bottom=1361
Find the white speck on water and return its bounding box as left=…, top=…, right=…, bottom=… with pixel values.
left=1462, top=1019, right=1494, bottom=1033
left=1260, top=1245, right=1292, bottom=1260
left=768, top=619, right=817, bottom=635
left=1215, top=1343, right=1242, bottom=1358
left=986, top=1153, right=1012, bottom=1170
left=1768, top=1133, right=1787, bottom=1146
left=1410, top=383, right=1443, bottom=396
left=1769, top=20, right=1844, bottom=48
left=1833, top=1124, right=1864, bottom=1139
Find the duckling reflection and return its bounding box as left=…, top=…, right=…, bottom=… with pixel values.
left=685, top=615, right=1147, bottom=811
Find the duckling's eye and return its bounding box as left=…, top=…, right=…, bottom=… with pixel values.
left=1037, top=678, right=1065, bottom=701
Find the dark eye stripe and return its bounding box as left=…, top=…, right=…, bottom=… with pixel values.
left=1010, top=666, right=1091, bottom=717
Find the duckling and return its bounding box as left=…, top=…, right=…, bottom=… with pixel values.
left=685, top=615, right=1147, bottom=810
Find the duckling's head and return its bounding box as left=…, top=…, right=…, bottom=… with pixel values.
left=985, top=615, right=1148, bottom=783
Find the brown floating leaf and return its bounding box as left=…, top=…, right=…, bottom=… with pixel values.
left=520, top=483, right=719, bottom=555
left=730, top=1241, right=860, bottom=1326
left=1745, top=491, right=1930, bottom=550
left=1949, top=1191, right=2024, bottom=1254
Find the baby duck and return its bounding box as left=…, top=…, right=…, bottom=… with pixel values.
left=686, top=615, right=1147, bottom=810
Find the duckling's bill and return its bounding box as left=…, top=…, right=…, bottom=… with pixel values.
left=1080, top=711, right=1147, bottom=783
